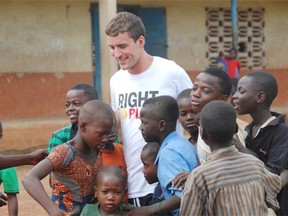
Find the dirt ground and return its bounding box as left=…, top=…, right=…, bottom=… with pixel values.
left=0, top=166, right=51, bottom=216
left=0, top=117, right=68, bottom=216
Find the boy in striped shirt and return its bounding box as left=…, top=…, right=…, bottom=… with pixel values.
left=180, top=101, right=282, bottom=216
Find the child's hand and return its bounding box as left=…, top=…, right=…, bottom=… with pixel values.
left=0, top=191, right=7, bottom=207
left=29, top=149, right=48, bottom=165
left=171, top=172, right=189, bottom=189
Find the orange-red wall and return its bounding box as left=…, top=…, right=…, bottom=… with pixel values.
left=0, top=68, right=287, bottom=120
left=0, top=72, right=93, bottom=119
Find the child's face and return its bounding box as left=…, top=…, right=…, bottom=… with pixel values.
left=232, top=76, right=257, bottom=115
left=178, top=98, right=199, bottom=134
left=141, top=151, right=158, bottom=184
left=65, top=90, right=90, bottom=124
left=96, top=175, right=126, bottom=214
left=81, top=119, right=113, bottom=150
left=229, top=50, right=237, bottom=60
left=139, top=107, right=161, bottom=143
left=191, top=73, right=225, bottom=113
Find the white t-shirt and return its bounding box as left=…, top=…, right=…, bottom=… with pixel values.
left=110, top=56, right=193, bottom=198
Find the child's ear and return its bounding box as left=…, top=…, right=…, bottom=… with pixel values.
left=220, top=95, right=229, bottom=102
left=256, top=91, right=265, bottom=104
left=159, top=120, right=166, bottom=132
left=79, top=122, right=87, bottom=132
left=200, top=127, right=208, bottom=141
left=94, top=185, right=98, bottom=199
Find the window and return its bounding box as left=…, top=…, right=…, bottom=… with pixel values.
left=206, top=7, right=265, bottom=69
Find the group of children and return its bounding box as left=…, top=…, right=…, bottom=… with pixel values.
left=1, top=68, right=287, bottom=216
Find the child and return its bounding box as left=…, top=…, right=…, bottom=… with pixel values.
left=48, top=83, right=126, bottom=174
left=172, top=67, right=247, bottom=189
left=80, top=166, right=130, bottom=216
left=215, top=48, right=241, bottom=95
left=128, top=96, right=199, bottom=216
left=140, top=142, right=163, bottom=204
left=0, top=121, right=19, bottom=216
left=232, top=71, right=288, bottom=215
left=180, top=101, right=282, bottom=215
left=48, top=83, right=98, bottom=153
left=177, top=88, right=199, bottom=145
left=22, top=100, right=115, bottom=216
left=191, top=67, right=247, bottom=164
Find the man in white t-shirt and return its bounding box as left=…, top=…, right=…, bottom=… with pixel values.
left=105, top=12, right=193, bottom=206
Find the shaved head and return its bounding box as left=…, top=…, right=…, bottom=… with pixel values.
left=79, top=100, right=114, bottom=124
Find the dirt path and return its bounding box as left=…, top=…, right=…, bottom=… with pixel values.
left=0, top=165, right=51, bottom=216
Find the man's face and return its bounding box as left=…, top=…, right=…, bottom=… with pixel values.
left=107, top=32, right=144, bottom=73
left=191, top=73, right=225, bottom=113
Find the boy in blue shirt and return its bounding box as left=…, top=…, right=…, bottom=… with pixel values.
left=127, top=96, right=199, bottom=216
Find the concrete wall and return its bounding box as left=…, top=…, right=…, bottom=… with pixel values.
left=1, top=0, right=287, bottom=119
left=0, top=1, right=92, bottom=73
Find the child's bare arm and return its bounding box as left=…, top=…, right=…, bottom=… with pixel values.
left=280, top=169, right=288, bottom=188
left=7, top=193, right=18, bottom=216
left=0, top=149, right=48, bottom=169
left=22, top=158, right=64, bottom=216
left=126, top=195, right=180, bottom=216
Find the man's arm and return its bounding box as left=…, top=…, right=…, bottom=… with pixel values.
left=0, top=149, right=48, bottom=169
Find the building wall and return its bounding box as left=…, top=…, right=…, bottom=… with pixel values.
left=0, top=1, right=94, bottom=119
left=0, top=0, right=287, bottom=119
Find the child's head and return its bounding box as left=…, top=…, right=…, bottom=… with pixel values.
left=229, top=48, right=238, bottom=60
left=79, top=100, right=114, bottom=150
left=200, top=101, right=236, bottom=148
left=140, top=142, right=160, bottom=184
left=105, top=11, right=146, bottom=42
left=191, top=67, right=232, bottom=113
left=95, top=166, right=127, bottom=214
left=233, top=71, right=278, bottom=115
left=177, top=88, right=199, bottom=135
left=0, top=121, right=2, bottom=140
left=65, top=83, right=98, bottom=124
left=140, top=95, right=179, bottom=143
